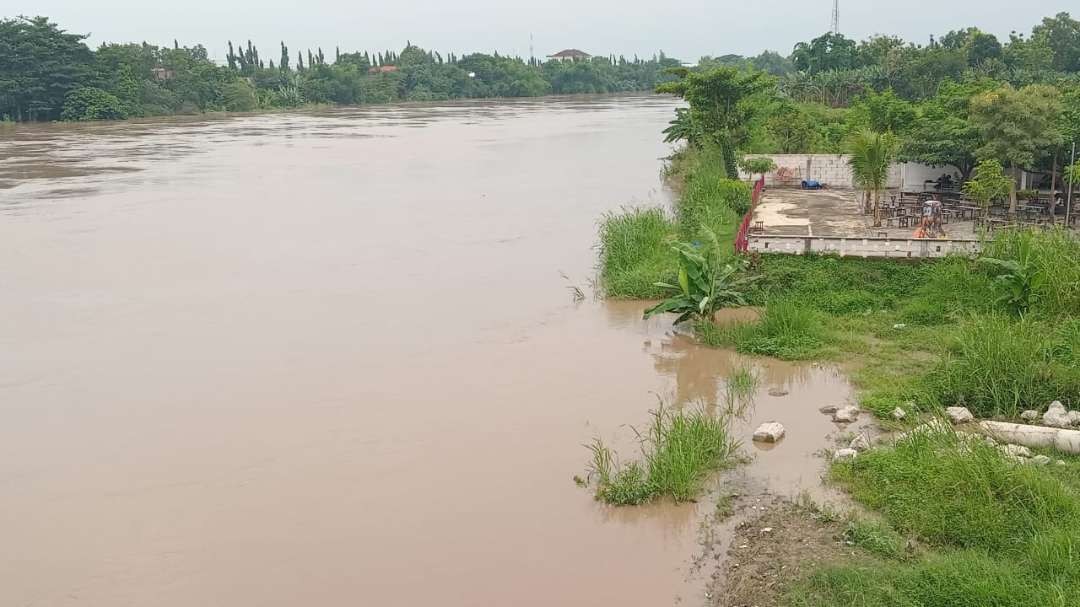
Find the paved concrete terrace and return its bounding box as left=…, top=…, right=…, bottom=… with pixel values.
left=754, top=187, right=979, bottom=239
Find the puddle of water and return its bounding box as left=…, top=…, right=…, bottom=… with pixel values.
left=0, top=96, right=859, bottom=607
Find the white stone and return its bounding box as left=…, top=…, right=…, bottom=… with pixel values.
left=819, top=404, right=839, bottom=415
left=1068, top=411, right=1080, bottom=426
left=946, top=407, right=974, bottom=424
left=1057, top=460, right=1068, bottom=466
left=1043, top=401, right=1072, bottom=428
left=1000, top=444, right=1032, bottom=458
left=753, top=422, right=786, bottom=443
left=1020, top=410, right=1039, bottom=422
left=1030, top=455, right=1052, bottom=466
left=849, top=434, right=872, bottom=452
left=833, top=405, right=861, bottom=423
left=892, top=407, right=907, bottom=421
left=833, top=448, right=858, bottom=461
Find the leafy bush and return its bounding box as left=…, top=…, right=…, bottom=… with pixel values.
left=61, top=87, right=128, bottom=121
left=222, top=80, right=258, bottom=111
left=644, top=228, right=757, bottom=324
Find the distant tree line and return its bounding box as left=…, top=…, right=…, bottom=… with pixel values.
left=0, top=16, right=682, bottom=122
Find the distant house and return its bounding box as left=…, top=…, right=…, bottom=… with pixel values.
left=368, top=65, right=399, bottom=74
left=150, top=67, right=175, bottom=81
left=547, top=49, right=591, bottom=62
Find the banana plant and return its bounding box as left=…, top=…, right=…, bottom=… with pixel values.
left=644, top=227, right=758, bottom=325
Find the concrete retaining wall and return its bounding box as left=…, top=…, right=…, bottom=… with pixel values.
left=747, top=234, right=981, bottom=258
left=741, top=154, right=960, bottom=191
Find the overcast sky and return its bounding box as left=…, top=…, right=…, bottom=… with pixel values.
left=19, top=1, right=1074, bottom=63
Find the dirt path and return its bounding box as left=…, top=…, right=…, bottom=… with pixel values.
left=705, top=497, right=862, bottom=607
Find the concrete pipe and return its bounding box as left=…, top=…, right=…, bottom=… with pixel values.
left=977, top=421, right=1080, bottom=455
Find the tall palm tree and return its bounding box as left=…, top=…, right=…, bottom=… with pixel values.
left=848, top=129, right=898, bottom=227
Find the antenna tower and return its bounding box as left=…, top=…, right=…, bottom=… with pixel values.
left=830, top=0, right=840, bottom=34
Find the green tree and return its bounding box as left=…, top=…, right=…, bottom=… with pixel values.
left=60, top=86, right=127, bottom=120
left=657, top=67, right=775, bottom=178
left=738, top=156, right=777, bottom=184
left=848, top=129, right=898, bottom=226
left=1031, top=12, right=1080, bottom=72
left=847, top=89, right=914, bottom=135
left=792, top=32, right=858, bottom=75
left=901, top=80, right=995, bottom=181
left=971, top=84, right=1063, bottom=213
left=963, top=159, right=1012, bottom=219
left=0, top=16, right=94, bottom=121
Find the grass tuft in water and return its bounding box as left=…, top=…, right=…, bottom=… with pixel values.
left=698, top=300, right=830, bottom=360
left=722, top=364, right=759, bottom=417
left=597, top=207, right=675, bottom=299
left=585, top=405, right=737, bottom=506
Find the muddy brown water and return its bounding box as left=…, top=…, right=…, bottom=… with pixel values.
left=0, top=96, right=856, bottom=606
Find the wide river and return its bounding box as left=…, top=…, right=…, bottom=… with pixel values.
left=0, top=95, right=849, bottom=606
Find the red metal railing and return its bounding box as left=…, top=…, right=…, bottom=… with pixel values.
left=735, top=176, right=765, bottom=254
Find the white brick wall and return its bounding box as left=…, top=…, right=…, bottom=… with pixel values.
left=741, top=155, right=959, bottom=191
left=747, top=234, right=981, bottom=258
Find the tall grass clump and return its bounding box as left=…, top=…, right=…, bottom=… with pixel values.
left=723, top=364, right=759, bottom=417
left=983, top=228, right=1080, bottom=318
left=597, top=207, right=675, bottom=298
left=585, top=405, right=737, bottom=506
left=699, top=300, right=830, bottom=360
left=598, top=145, right=754, bottom=299
left=927, top=314, right=1080, bottom=416
left=791, top=427, right=1080, bottom=606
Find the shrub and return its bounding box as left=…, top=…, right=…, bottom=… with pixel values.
left=644, top=228, right=757, bottom=324
left=61, top=87, right=128, bottom=121
left=223, top=80, right=258, bottom=112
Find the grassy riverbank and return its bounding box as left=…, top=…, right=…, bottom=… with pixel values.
left=702, top=229, right=1080, bottom=420
left=594, top=150, right=1080, bottom=605
left=598, top=146, right=750, bottom=299
left=791, top=429, right=1080, bottom=606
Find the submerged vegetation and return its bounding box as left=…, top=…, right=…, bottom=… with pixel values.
left=586, top=405, right=737, bottom=506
